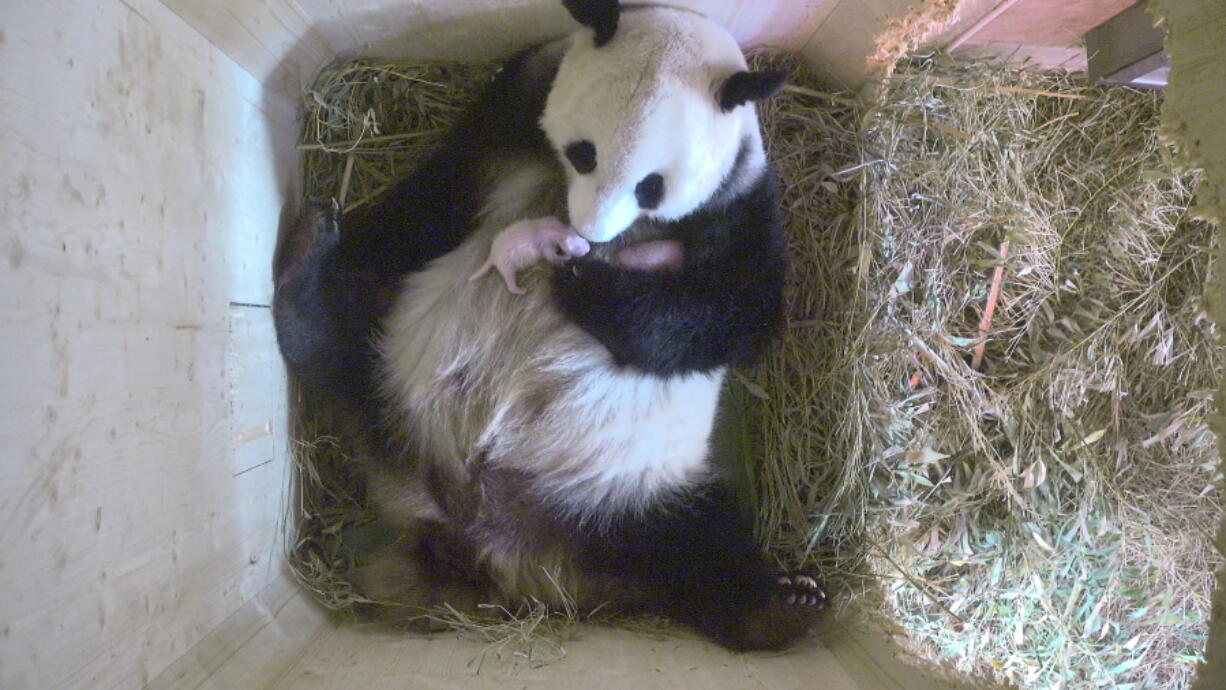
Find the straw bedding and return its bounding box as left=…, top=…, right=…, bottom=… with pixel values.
left=288, top=50, right=1221, bottom=688
left=745, top=54, right=1221, bottom=689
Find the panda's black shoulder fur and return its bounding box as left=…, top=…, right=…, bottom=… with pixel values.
left=273, top=46, right=565, bottom=409
left=333, top=46, right=562, bottom=277
left=551, top=168, right=786, bottom=377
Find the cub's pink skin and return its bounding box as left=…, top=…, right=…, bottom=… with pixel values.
left=616, top=239, right=685, bottom=271
left=470, top=216, right=591, bottom=294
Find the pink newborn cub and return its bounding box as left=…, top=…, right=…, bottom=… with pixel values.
left=471, top=216, right=688, bottom=295
left=470, top=216, right=591, bottom=294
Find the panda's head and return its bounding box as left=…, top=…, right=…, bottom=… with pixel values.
left=544, top=0, right=786, bottom=243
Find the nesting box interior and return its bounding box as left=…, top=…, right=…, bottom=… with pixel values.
left=2, top=1, right=1223, bottom=689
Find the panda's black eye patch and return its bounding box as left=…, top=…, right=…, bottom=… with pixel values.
left=635, top=173, right=664, bottom=209
left=564, top=140, right=597, bottom=174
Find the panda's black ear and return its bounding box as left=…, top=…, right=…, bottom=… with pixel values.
left=718, top=70, right=788, bottom=112
left=562, top=0, right=620, bottom=47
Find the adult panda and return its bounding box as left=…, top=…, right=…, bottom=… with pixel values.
left=273, top=0, right=827, bottom=651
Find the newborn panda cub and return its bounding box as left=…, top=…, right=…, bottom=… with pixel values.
left=472, top=216, right=688, bottom=294
left=272, top=0, right=829, bottom=653
left=469, top=217, right=591, bottom=294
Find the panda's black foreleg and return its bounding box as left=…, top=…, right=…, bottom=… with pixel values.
left=581, top=484, right=827, bottom=651
left=326, top=40, right=564, bottom=278
left=273, top=43, right=564, bottom=407
left=551, top=176, right=787, bottom=378
left=273, top=146, right=489, bottom=406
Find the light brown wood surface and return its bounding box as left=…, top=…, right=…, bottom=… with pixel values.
left=1157, top=0, right=1226, bottom=682
left=7, top=0, right=1221, bottom=688
left=161, top=0, right=931, bottom=91
left=0, top=0, right=297, bottom=686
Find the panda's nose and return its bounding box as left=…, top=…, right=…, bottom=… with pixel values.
left=572, top=192, right=638, bottom=244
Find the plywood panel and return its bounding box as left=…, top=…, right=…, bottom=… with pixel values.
left=0, top=0, right=296, bottom=687
left=717, top=0, right=841, bottom=50
left=272, top=624, right=862, bottom=690
left=155, top=0, right=849, bottom=97
left=146, top=575, right=334, bottom=690
left=159, top=0, right=336, bottom=91
left=800, top=0, right=929, bottom=90
left=292, top=0, right=838, bottom=65
left=963, top=0, right=1135, bottom=47
left=921, top=0, right=1002, bottom=49
left=1156, top=2, right=1226, bottom=685
left=360, top=0, right=576, bottom=63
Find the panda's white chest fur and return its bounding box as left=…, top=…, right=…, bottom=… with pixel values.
left=378, top=167, right=723, bottom=516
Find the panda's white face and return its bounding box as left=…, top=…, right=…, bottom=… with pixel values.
left=542, top=7, right=763, bottom=244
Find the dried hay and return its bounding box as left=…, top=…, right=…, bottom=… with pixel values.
left=743, top=56, right=869, bottom=589
left=287, top=49, right=1222, bottom=688
left=744, top=52, right=1222, bottom=689
left=300, top=60, right=494, bottom=208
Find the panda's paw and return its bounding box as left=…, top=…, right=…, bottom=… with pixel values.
left=771, top=572, right=829, bottom=609
left=715, top=570, right=829, bottom=651
left=274, top=200, right=341, bottom=286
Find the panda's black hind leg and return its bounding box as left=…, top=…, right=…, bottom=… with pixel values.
left=583, top=483, right=829, bottom=651
left=679, top=563, right=830, bottom=652
left=272, top=199, right=393, bottom=405
left=272, top=199, right=340, bottom=388
left=272, top=198, right=340, bottom=288
left=715, top=570, right=829, bottom=651
left=772, top=573, right=828, bottom=608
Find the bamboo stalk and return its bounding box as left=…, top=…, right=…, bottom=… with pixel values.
left=971, top=240, right=1009, bottom=370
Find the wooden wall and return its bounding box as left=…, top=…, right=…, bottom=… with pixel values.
left=32, top=1, right=1217, bottom=688
left=1156, top=0, right=1226, bottom=685
left=0, top=0, right=298, bottom=686
left=159, top=0, right=935, bottom=93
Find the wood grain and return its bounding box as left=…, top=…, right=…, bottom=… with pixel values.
left=0, top=0, right=294, bottom=686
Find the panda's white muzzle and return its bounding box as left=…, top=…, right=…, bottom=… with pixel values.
left=569, top=186, right=640, bottom=244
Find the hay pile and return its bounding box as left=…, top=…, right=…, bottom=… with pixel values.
left=745, top=53, right=1221, bottom=689
left=286, top=49, right=1221, bottom=688
left=300, top=60, right=494, bottom=208
left=741, top=60, right=870, bottom=583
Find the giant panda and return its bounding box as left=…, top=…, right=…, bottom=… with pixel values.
left=273, top=0, right=827, bottom=651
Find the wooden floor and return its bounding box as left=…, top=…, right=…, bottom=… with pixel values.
left=272, top=621, right=860, bottom=690
left=160, top=575, right=983, bottom=690
left=142, top=567, right=993, bottom=690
